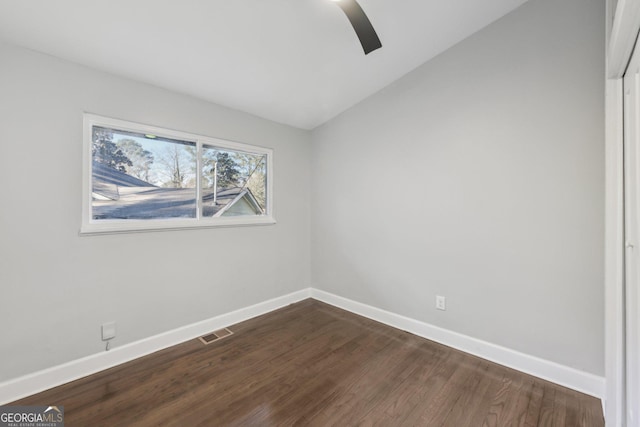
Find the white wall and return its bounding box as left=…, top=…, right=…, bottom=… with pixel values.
left=311, top=0, right=605, bottom=376
left=0, top=42, right=311, bottom=382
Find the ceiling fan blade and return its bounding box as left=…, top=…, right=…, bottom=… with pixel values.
left=335, top=0, right=382, bottom=55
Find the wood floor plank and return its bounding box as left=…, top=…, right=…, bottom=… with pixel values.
left=483, top=367, right=536, bottom=427
left=10, top=299, right=604, bottom=426
left=365, top=342, right=447, bottom=423
left=454, top=362, right=511, bottom=426
left=523, top=379, right=546, bottom=427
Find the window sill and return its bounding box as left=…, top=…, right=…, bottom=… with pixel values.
left=79, top=215, right=276, bottom=236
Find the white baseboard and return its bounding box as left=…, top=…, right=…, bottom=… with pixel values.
left=0, top=289, right=311, bottom=405
left=0, top=287, right=605, bottom=405
left=310, top=288, right=605, bottom=400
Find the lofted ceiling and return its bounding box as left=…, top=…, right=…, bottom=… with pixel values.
left=0, top=0, right=529, bottom=129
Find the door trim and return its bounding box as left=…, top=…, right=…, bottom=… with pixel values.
left=605, top=1, right=640, bottom=425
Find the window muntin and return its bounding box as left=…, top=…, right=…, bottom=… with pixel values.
left=82, top=114, right=274, bottom=234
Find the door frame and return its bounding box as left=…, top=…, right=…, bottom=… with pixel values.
left=606, top=0, right=640, bottom=425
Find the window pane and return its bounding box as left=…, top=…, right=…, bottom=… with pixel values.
left=91, top=126, right=197, bottom=220
left=201, top=145, right=267, bottom=217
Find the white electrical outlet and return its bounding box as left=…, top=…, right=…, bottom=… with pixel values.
left=436, top=296, right=446, bottom=311
left=101, top=321, right=116, bottom=341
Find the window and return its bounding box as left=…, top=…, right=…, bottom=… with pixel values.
left=81, top=114, right=274, bottom=234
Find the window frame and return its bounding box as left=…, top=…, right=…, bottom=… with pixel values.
left=81, top=114, right=275, bottom=235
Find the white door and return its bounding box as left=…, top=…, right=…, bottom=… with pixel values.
left=624, top=40, right=640, bottom=427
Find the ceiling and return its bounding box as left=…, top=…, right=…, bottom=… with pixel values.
left=0, top=0, right=529, bottom=129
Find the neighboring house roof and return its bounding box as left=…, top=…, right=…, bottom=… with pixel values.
left=204, top=188, right=263, bottom=217
left=91, top=163, right=263, bottom=219
left=92, top=162, right=156, bottom=201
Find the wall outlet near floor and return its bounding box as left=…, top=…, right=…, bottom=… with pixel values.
left=436, top=296, right=446, bottom=311
left=101, top=321, right=116, bottom=341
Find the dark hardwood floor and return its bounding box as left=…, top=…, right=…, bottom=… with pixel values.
left=12, top=299, right=604, bottom=426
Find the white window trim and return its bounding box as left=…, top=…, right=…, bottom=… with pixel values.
left=81, top=113, right=275, bottom=235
